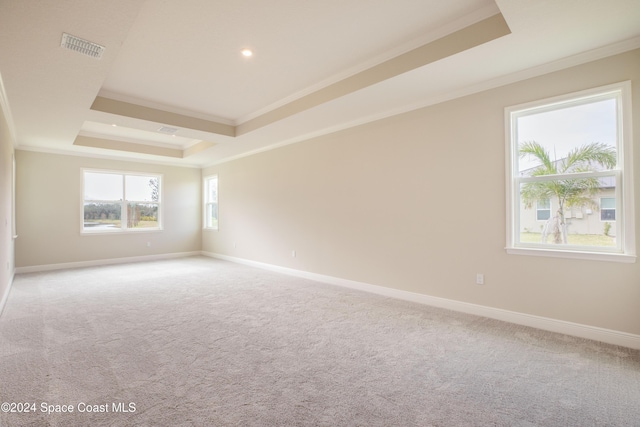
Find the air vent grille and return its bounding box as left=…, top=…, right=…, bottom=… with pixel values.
left=158, top=126, right=179, bottom=134
left=61, top=33, right=105, bottom=59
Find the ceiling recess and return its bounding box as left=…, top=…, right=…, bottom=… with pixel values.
left=60, top=33, right=105, bottom=59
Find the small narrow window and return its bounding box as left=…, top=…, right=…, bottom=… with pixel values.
left=536, top=199, right=551, bottom=221
left=600, top=197, right=616, bottom=221
left=204, top=175, right=218, bottom=230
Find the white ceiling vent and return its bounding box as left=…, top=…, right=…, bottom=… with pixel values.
left=61, top=33, right=105, bottom=59
left=158, top=126, right=179, bottom=134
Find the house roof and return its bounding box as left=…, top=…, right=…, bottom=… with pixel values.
left=1, top=0, right=639, bottom=167
left=520, top=158, right=617, bottom=190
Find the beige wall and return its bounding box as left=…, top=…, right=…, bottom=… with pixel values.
left=0, top=101, right=15, bottom=310
left=15, top=151, right=201, bottom=268
left=203, top=49, right=640, bottom=335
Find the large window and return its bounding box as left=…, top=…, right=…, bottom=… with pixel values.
left=505, top=82, right=635, bottom=262
left=82, top=170, right=162, bottom=233
left=204, top=175, right=218, bottom=230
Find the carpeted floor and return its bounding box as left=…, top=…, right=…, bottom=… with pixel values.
left=0, top=256, right=639, bottom=426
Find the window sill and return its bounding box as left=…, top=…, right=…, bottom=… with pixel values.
left=81, top=228, right=163, bottom=235
left=506, top=247, right=636, bottom=263
left=203, top=227, right=219, bottom=232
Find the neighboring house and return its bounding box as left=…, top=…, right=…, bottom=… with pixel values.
left=519, top=173, right=616, bottom=237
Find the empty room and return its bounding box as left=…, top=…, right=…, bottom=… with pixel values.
left=1, top=0, right=640, bottom=425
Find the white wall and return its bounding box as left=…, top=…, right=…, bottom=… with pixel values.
left=0, top=100, right=15, bottom=313
left=203, top=49, right=640, bottom=336
left=15, top=151, right=201, bottom=268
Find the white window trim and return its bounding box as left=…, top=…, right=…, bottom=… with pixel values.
left=203, top=174, right=218, bottom=231
left=11, top=153, right=17, bottom=239
left=81, top=168, right=163, bottom=235
left=504, top=81, right=635, bottom=263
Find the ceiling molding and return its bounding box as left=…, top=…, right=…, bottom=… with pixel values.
left=203, top=38, right=640, bottom=168
left=90, top=97, right=236, bottom=137
left=74, top=135, right=183, bottom=158
left=184, top=141, right=216, bottom=158
left=235, top=2, right=502, bottom=125
left=15, top=145, right=201, bottom=169
left=88, top=12, right=510, bottom=146
left=97, top=90, right=236, bottom=125
left=0, top=72, right=18, bottom=146
left=74, top=134, right=216, bottom=159
left=236, top=13, right=511, bottom=136
left=5, top=1, right=639, bottom=168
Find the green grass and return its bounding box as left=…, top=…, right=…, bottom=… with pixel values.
left=131, top=220, right=159, bottom=229
left=520, top=232, right=615, bottom=247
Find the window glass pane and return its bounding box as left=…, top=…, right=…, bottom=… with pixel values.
left=516, top=98, right=617, bottom=174
left=518, top=176, right=616, bottom=248
left=536, top=198, right=551, bottom=220
left=601, top=198, right=616, bottom=221
left=537, top=199, right=550, bottom=209
left=601, top=209, right=616, bottom=221
left=536, top=199, right=551, bottom=221
left=208, top=177, right=218, bottom=202
left=601, top=197, right=615, bottom=209
left=205, top=176, right=218, bottom=229
left=83, top=202, right=121, bottom=230
left=84, top=172, right=122, bottom=201
left=536, top=210, right=551, bottom=221
left=127, top=203, right=159, bottom=228
left=207, top=203, right=218, bottom=229
left=126, top=175, right=159, bottom=202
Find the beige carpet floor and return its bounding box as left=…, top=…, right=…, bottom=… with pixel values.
left=1, top=256, right=639, bottom=426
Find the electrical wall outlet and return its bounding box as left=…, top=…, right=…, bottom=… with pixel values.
left=476, top=273, right=484, bottom=285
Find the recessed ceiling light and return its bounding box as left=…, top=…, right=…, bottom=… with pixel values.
left=241, top=48, right=253, bottom=57
left=111, top=124, right=117, bottom=127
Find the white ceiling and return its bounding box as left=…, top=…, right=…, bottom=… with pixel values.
left=1, top=0, right=640, bottom=167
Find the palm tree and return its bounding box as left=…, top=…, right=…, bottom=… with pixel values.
left=519, top=141, right=616, bottom=244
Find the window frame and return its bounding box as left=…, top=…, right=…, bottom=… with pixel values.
left=203, top=174, right=218, bottom=231
left=11, top=152, right=17, bottom=239
left=81, top=168, right=163, bottom=234
left=505, top=81, right=635, bottom=262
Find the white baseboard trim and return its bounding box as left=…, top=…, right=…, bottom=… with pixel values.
left=0, top=271, right=15, bottom=317
left=14, top=251, right=202, bottom=274
left=202, top=251, right=640, bottom=350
